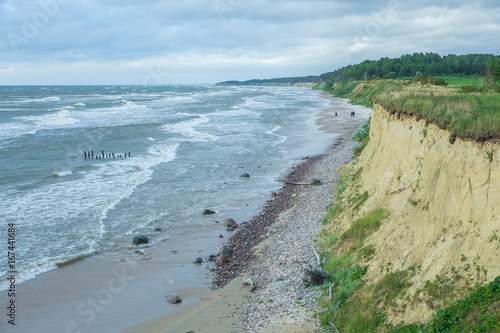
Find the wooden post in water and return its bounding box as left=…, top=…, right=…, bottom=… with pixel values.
left=84, top=151, right=87, bottom=159
left=91, top=150, right=94, bottom=158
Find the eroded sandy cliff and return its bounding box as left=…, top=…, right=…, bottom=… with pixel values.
left=341, top=103, right=500, bottom=323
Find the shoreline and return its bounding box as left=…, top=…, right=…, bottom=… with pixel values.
left=0, top=94, right=370, bottom=333
left=125, top=96, right=372, bottom=333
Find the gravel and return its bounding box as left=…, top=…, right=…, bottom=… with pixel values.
left=211, top=132, right=360, bottom=332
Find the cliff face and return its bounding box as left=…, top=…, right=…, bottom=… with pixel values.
left=349, top=104, right=500, bottom=323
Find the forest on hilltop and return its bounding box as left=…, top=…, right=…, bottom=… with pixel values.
left=320, top=53, right=499, bottom=84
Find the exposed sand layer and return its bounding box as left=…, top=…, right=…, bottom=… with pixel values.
left=330, top=104, right=500, bottom=325
left=127, top=95, right=371, bottom=333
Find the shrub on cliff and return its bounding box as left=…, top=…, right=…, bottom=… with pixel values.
left=352, top=119, right=370, bottom=141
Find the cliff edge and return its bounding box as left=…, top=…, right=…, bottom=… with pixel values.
left=321, top=103, right=500, bottom=328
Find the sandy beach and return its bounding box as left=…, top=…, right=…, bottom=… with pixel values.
left=124, top=94, right=372, bottom=333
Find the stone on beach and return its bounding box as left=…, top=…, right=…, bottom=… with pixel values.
left=132, top=235, right=149, bottom=245
left=220, top=246, right=233, bottom=258
left=223, top=218, right=236, bottom=227
left=193, top=257, right=203, bottom=264
left=166, top=295, right=182, bottom=304
left=216, top=246, right=234, bottom=266
left=208, top=129, right=363, bottom=332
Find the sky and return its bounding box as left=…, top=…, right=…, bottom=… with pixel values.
left=1, top=0, right=500, bottom=85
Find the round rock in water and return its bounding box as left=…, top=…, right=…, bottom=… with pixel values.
left=240, top=173, right=250, bottom=178
left=166, top=295, right=182, bottom=304
left=193, top=257, right=203, bottom=264
left=202, top=209, right=216, bottom=215
left=133, top=235, right=149, bottom=245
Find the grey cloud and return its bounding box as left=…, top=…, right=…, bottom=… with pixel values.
left=0, top=0, right=499, bottom=84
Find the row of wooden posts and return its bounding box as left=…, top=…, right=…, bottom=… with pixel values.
left=84, top=150, right=131, bottom=160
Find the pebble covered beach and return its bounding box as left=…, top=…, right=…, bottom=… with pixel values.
left=212, top=131, right=361, bottom=332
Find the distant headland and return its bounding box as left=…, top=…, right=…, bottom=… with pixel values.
left=215, top=75, right=319, bottom=87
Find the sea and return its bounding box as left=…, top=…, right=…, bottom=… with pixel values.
left=0, top=85, right=339, bottom=292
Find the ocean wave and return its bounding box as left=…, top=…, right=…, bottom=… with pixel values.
left=0, top=261, right=58, bottom=292
left=265, top=124, right=287, bottom=146
left=0, top=122, right=39, bottom=141
left=214, top=106, right=262, bottom=118
left=52, top=170, right=73, bottom=177
left=17, top=96, right=61, bottom=103
left=17, top=109, right=79, bottom=127
left=162, top=113, right=217, bottom=142
left=0, top=142, right=180, bottom=291
left=95, top=142, right=179, bottom=237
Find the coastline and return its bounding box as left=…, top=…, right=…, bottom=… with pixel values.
left=125, top=95, right=372, bottom=333
left=0, top=93, right=370, bottom=333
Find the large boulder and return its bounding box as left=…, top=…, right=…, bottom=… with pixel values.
left=133, top=235, right=149, bottom=245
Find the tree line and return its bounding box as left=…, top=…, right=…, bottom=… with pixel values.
left=320, top=53, right=500, bottom=84
left=216, top=75, right=319, bottom=86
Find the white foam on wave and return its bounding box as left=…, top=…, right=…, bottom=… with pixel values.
left=2, top=99, right=152, bottom=140
left=97, top=142, right=179, bottom=236
left=17, top=109, right=79, bottom=127
left=17, top=99, right=151, bottom=132
left=53, top=170, right=73, bottom=177
left=0, top=122, right=38, bottom=141
left=18, top=96, right=61, bottom=103
left=265, top=124, right=287, bottom=146
left=74, top=102, right=86, bottom=107
left=164, top=95, right=198, bottom=105
left=162, top=113, right=217, bottom=142
left=215, top=106, right=262, bottom=118
left=241, top=97, right=263, bottom=105
left=0, top=259, right=58, bottom=292
left=0, top=142, right=180, bottom=290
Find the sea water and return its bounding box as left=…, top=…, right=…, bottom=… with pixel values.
left=0, top=85, right=337, bottom=291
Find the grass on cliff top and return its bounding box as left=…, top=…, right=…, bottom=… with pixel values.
left=375, top=90, right=500, bottom=141
left=319, top=78, right=500, bottom=141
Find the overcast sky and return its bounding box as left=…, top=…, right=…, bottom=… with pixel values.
left=1, top=0, right=499, bottom=85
